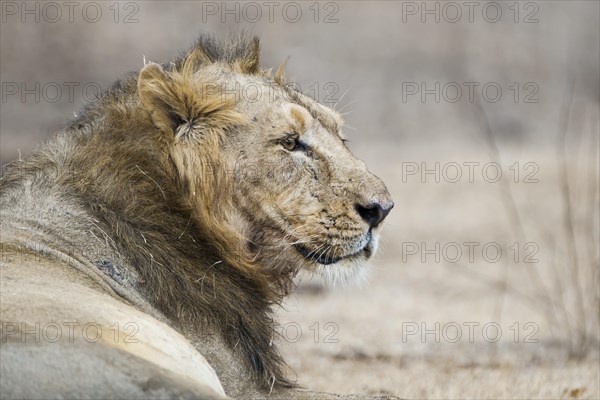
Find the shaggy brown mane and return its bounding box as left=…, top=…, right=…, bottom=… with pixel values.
left=4, top=35, right=297, bottom=390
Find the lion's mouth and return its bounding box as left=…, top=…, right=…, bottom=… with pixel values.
left=295, top=230, right=373, bottom=265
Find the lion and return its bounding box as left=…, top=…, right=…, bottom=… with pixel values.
left=0, top=35, right=394, bottom=399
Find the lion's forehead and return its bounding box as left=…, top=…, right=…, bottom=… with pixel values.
left=284, top=90, right=344, bottom=137
left=212, top=72, right=345, bottom=140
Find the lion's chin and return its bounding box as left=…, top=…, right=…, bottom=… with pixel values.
left=294, top=243, right=368, bottom=266
left=298, top=234, right=378, bottom=287
left=313, top=258, right=370, bottom=287
left=294, top=230, right=375, bottom=265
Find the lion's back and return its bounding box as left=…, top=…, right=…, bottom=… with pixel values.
left=0, top=244, right=227, bottom=399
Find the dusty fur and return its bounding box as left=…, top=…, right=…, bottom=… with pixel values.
left=1, top=35, right=292, bottom=390
left=1, top=34, right=394, bottom=397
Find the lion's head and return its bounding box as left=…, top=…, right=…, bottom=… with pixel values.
left=137, top=36, right=393, bottom=288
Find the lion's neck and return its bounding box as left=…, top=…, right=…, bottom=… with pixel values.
left=64, top=116, right=296, bottom=391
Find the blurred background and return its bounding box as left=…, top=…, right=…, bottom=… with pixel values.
left=1, top=1, right=598, bottom=398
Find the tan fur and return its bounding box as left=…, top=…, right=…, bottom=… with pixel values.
left=0, top=35, right=394, bottom=399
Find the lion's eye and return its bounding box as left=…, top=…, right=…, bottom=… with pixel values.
left=281, top=135, right=303, bottom=151
left=282, top=137, right=297, bottom=151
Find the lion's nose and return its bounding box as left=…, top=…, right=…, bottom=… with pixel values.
left=355, top=200, right=394, bottom=228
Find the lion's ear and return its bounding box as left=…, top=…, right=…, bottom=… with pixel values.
left=138, top=63, right=224, bottom=139
left=138, top=62, right=184, bottom=136
left=138, top=62, right=246, bottom=141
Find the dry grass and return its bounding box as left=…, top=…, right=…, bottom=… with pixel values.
left=276, top=131, right=599, bottom=398
left=470, top=90, right=600, bottom=359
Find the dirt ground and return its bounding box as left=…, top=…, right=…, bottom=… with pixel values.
left=276, top=144, right=599, bottom=399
